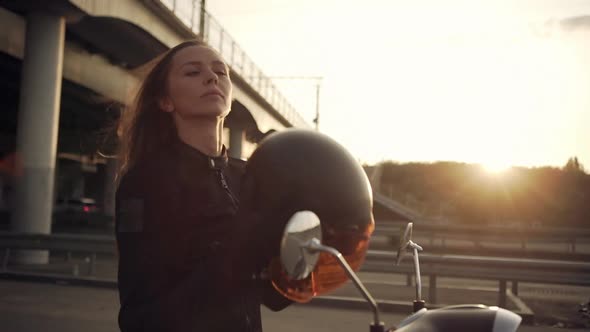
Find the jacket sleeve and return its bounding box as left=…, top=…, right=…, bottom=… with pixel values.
left=115, top=170, right=215, bottom=332
left=229, top=209, right=293, bottom=312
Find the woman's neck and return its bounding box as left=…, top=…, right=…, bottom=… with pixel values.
left=174, top=116, right=225, bottom=157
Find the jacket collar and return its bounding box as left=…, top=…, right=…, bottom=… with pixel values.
left=172, top=136, right=228, bottom=170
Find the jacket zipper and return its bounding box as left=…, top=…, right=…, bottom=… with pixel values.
left=217, top=170, right=252, bottom=330
left=217, top=170, right=239, bottom=210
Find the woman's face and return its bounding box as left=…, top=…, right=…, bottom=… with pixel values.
left=162, top=45, right=233, bottom=120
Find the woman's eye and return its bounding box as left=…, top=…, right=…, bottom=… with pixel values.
left=216, top=71, right=228, bottom=76
left=186, top=71, right=200, bottom=76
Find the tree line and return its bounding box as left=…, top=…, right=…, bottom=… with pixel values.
left=375, top=157, right=589, bottom=227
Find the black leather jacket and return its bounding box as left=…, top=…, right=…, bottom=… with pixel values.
left=115, top=138, right=290, bottom=332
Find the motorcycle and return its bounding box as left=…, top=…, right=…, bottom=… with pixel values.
left=275, top=211, right=522, bottom=332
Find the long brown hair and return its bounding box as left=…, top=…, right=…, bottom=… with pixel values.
left=116, top=40, right=207, bottom=180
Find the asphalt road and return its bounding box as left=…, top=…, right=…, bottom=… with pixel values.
left=1, top=223, right=589, bottom=330
left=0, top=280, right=586, bottom=332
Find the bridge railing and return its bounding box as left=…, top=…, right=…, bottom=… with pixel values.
left=157, top=0, right=309, bottom=128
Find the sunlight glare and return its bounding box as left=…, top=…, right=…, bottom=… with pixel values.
left=209, top=0, right=590, bottom=168
left=482, top=160, right=510, bottom=174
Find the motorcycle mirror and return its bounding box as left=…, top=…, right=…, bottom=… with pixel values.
left=395, top=222, right=426, bottom=312
left=396, top=222, right=413, bottom=265
left=278, top=213, right=385, bottom=331
left=279, top=210, right=322, bottom=280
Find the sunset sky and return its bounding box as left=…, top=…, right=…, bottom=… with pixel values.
left=207, top=0, right=590, bottom=169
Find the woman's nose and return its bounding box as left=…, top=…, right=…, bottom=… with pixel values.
left=204, top=70, right=219, bottom=85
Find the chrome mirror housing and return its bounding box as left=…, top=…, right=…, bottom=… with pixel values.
left=279, top=210, right=322, bottom=280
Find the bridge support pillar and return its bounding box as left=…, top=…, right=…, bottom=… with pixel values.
left=11, top=12, right=65, bottom=264
left=229, top=127, right=244, bottom=159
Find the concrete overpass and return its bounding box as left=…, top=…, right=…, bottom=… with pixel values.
left=0, top=0, right=309, bottom=263
left=364, top=164, right=423, bottom=223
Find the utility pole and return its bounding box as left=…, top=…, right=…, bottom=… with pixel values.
left=266, top=76, right=323, bottom=131
left=199, top=0, right=206, bottom=41
left=314, top=82, right=320, bottom=130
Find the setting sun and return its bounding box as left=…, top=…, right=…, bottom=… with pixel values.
left=482, top=161, right=510, bottom=174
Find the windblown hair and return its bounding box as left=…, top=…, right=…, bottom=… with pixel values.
left=116, top=40, right=207, bottom=180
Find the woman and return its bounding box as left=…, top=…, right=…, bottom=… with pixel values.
left=115, top=40, right=289, bottom=332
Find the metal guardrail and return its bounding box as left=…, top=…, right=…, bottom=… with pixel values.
left=376, top=221, right=590, bottom=238
left=375, top=221, right=590, bottom=253
left=0, top=232, right=115, bottom=275
left=153, top=0, right=309, bottom=129
left=364, top=250, right=590, bottom=307
left=0, top=232, right=115, bottom=253
left=2, top=232, right=589, bottom=308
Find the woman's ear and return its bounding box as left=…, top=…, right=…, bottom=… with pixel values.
left=158, top=98, right=174, bottom=113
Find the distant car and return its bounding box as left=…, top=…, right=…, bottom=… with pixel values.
left=53, top=197, right=101, bottom=225
left=55, top=197, right=98, bottom=212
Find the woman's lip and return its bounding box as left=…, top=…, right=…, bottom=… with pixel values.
left=201, top=92, right=224, bottom=99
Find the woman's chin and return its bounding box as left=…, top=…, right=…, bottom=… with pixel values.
left=187, top=109, right=230, bottom=120
left=206, top=108, right=230, bottom=118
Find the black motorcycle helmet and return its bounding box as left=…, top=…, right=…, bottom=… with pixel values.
left=236, top=129, right=375, bottom=302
